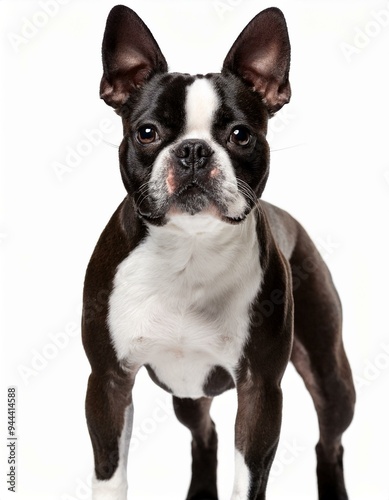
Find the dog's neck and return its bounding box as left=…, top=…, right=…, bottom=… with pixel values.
left=147, top=210, right=256, bottom=242
left=144, top=211, right=259, bottom=280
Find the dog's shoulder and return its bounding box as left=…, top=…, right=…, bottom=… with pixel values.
left=259, top=200, right=302, bottom=261
left=83, top=197, right=146, bottom=294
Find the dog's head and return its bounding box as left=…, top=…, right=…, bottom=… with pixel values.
left=100, top=6, right=291, bottom=226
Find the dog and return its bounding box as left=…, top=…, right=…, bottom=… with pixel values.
left=82, top=5, right=356, bottom=499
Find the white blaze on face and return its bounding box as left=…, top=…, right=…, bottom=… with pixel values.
left=183, top=77, right=247, bottom=219
left=184, top=77, right=219, bottom=139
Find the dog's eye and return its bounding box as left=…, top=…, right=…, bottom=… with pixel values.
left=229, top=127, right=251, bottom=146
left=136, top=125, right=159, bottom=145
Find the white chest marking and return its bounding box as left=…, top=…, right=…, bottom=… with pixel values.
left=108, top=213, right=262, bottom=398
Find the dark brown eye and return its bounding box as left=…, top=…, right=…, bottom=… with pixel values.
left=229, top=127, right=251, bottom=146
left=136, top=125, right=158, bottom=145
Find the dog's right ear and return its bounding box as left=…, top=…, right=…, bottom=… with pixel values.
left=100, top=5, right=168, bottom=109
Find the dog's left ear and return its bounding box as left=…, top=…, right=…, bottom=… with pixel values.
left=100, top=5, right=168, bottom=109
left=223, top=7, right=291, bottom=115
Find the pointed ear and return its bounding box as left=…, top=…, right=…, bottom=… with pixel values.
left=222, top=7, right=291, bottom=115
left=100, top=5, right=168, bottom=109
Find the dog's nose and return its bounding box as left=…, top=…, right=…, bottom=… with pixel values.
left=174, top=139, right=213, bottom=170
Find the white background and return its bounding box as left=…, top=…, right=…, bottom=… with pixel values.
left=1, top=0, right=389, bottom=499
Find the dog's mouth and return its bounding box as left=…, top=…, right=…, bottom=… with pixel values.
left=175, top=181, right=205, bottom=198
left=136, top=179, right=250, bottom=226
left=135, top=181, right=208, bottom=223
left=176, top=180, right=212, bottom=200
left=222, top=213, right=248, bottom=224
left=170, top=181, right=216, bottom=216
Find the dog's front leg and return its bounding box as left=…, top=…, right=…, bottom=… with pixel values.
left=86, top=370, right=135, bottom=500
left=232, top=375, right=283, bottom=500
left=231, top=250, right=294, bottom=500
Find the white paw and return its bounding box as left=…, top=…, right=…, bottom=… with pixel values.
left=230, top=450, right=250, bottom=500
left=92, top=472, right=127, bottom=500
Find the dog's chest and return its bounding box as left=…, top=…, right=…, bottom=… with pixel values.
left=108, top=214, right=262, bottom=398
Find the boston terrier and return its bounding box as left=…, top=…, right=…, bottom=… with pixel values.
left=82, top=5, right=356, bottom=499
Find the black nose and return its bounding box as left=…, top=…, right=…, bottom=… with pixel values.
left=174, top=139, right=213, bottom=170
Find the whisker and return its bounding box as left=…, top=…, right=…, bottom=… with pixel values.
left=235, top=179, right=263, bottom=217
left=221, top=178, right=262, bottom=220
left=236, top=179, right=258, bottom=204
left=102, top=140, right=120, bottom=149
left=270, top=142, right=305, bottom=153
left=223, top=179, right=253, bottom=204
left=135, top=182, right=150, bottom=207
